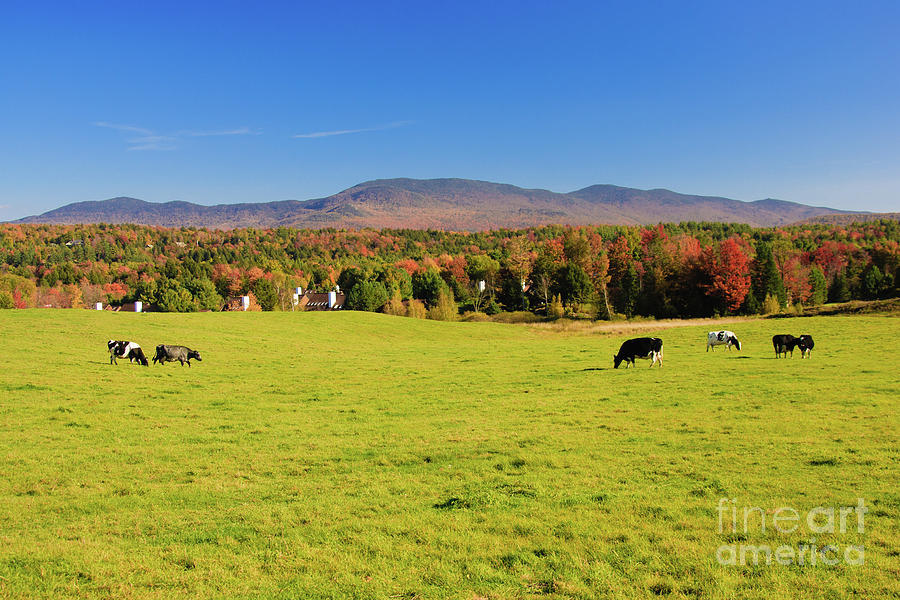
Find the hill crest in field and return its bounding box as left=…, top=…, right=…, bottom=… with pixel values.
left=13, top=178, right=858, bottom=229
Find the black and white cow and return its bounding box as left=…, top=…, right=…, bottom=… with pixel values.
left=153, top=344, right=202, bottom=367
left=797, top=334, right=814, bottom=358
left=108, top=340, right=149, bottom=366
left=614, top=337, right=663, bottom=369
left=772, top=334, right=799, bottom=358
left=706, top=330, right=741, bottom=352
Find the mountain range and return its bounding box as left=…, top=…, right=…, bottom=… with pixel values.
left=12, top=178, right=861, bottom=230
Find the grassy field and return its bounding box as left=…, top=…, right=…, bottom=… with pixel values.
left=0, top=309, right=898, bottom=599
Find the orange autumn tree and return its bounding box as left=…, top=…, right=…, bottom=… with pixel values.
left=702, top=237, right=752, bottom=313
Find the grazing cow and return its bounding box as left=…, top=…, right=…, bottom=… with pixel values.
left=772, top=334, right=799, bottom=358
left=153, top=344, right=202, bottom=367
left=107, top=340, right=149, bottom=366
left=707, top=330, right=741, bottom=352
left=614, top=337, right=663, bottom=369
left=797, top=334, right=814, bottom=358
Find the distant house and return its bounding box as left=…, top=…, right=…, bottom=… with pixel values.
left=298, top=290, right=346, bottom=311
left=222, top=292, right=263, bottom=311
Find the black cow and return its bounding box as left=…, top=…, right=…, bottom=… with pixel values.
left=772, top=334, right=798, bottom=358
left=153, top=345, right=202, bottom=366
left=614, top=337, right=663, bottom=368
left=108, top=340, right=149, bottom=366
left=797, top=334, right=814, bottom=359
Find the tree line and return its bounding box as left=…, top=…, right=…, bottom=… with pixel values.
left=0, top=220, right=898, bottom=318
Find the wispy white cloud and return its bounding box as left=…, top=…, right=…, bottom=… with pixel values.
left=293, top=120, right=413, bottom=139
left=93, top=122, right=257, bottom=151
left=178, top=127, right=258, bottom=137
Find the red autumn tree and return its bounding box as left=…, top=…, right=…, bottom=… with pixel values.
left=781, top=254, right=811, bottom=304
left=607, top=235, right=632, bottom=279
left=102, top=282, right=128, bottom=302
left=702, top=238, right=751, bottom=312
left=543, top=236, right=566, bottom=265
left=395, top=259, right=421, bottom=276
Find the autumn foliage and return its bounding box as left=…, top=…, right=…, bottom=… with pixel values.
left=701, top=238, right=752, bottom=312
left=0, top=219, right=897, bottom=316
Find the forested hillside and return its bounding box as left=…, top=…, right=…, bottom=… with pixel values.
left=1, top=220, right=898, bottom=318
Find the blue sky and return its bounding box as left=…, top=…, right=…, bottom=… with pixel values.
left=1, top=1, right=898, bottom=220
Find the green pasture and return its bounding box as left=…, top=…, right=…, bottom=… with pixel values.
left=0, top=310, right=898, bottom=599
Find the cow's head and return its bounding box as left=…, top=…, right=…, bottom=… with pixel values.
left=730, top=336, right=741, bottom=351
left=187, top=350, right=202, bottom=362
left=108, top=340, right=117, bottom=350
left=613, top=353, right=623, bottom=369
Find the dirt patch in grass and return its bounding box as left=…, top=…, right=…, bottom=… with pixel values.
left=527, top=316, right=758, bottom=337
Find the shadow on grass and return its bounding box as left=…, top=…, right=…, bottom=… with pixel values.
left=433, top=497, right=470, bottom=510
left=579, top=367, right=607, bottom=372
